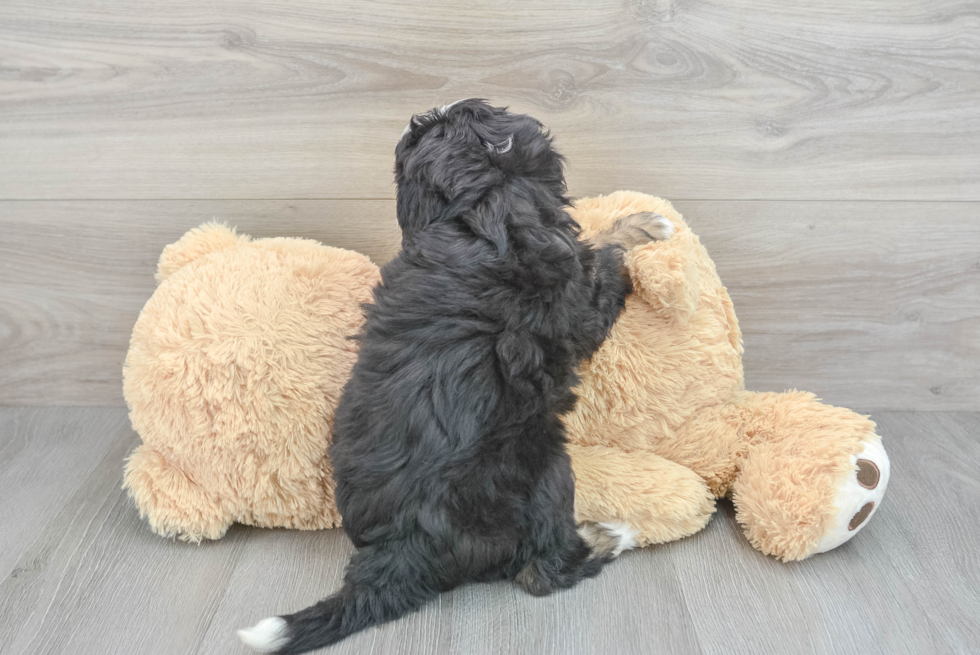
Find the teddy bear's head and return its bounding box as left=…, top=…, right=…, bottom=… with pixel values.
left=124, top=223, right=380, bottom=541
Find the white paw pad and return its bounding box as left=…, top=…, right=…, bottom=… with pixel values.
left=815, top=436, right=890, bottom=554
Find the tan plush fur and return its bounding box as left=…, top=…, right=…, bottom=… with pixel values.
left=565, top=192, right=883, bottom=560
left=124, top=224, right=379, bottom=540
left=124, top=193, right=887, bottom=561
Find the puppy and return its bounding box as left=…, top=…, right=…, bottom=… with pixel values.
left=239, top=99, right=671, bottom=653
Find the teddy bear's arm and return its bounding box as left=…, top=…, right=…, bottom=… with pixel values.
left=568, top=214, right=676, bottom=361
left=569, top=443, right=715, bottom=550
left=626, top=229, right=702, bottom=325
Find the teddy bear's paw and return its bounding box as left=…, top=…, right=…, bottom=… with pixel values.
left=814, top=436, right=891, bottom=554
left=591, top=212, right=674, bottom=251
left=123, top=444, right=237, bottom=542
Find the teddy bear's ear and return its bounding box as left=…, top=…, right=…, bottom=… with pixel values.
left=626, top=228, right=701, bottom=325
left=156, top=222, right=248, bottom=284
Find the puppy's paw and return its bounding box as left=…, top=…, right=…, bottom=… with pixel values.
left=578, top=520, right=638, bottom=558
left=592, top=212, right=673, bottom=251
left=515, top=561, right=556, bottom=597
left=515, top=545, right=608, bottom=597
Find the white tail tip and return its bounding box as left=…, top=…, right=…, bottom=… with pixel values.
left=238, top=616, right=289, bottom=652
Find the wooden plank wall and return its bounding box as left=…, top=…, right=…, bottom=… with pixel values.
left=1, top=0, right=978, bottom=410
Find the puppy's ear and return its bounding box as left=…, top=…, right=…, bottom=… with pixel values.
left=396, top=179, right=445, bottom=248
left=460, top=197, right=508, bottom=255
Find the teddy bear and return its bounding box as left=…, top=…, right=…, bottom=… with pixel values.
left=563, top=191, right=889, bottom=560
left=123, top=227, right=377, bottom=538
left=123, top=191, right=889, bottom=561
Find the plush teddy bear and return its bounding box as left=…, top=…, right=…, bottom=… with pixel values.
left=123, top=226, right=378, bottom=538
left=563, top=191, right=889, bottom=560
left=123, top=191, right=889, bottom=561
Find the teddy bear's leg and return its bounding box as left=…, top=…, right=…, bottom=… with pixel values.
left=811, top=434, right=890, bottom=554
left=729, top=391, right=890, bottom=561
left=123, top=444, right=237, bottom=542
left=568, top=443, right=716, bottom=553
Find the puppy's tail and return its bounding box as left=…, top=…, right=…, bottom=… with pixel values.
left=238, top=546, right=436, bottom=654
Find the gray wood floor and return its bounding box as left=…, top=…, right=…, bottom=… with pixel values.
left=0, top=407, right=977, bottom=655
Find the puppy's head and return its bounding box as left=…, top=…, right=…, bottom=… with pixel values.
left=394, top=99, right=566, bottom=249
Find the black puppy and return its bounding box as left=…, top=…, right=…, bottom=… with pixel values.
left=239, top=99, right=671, bottom=653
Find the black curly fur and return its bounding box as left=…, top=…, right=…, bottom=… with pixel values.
left=264, top=100, right=639, bottom=654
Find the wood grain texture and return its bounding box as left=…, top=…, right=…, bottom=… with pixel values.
left=0, top=407, right=134, bottom=580
left=1, top=1, right=976, bottom=651
left=1, top=0, right=978, bottom=200
left=0, top=199, right=400, bottom=405
left=674, top=200, right=980, bottom=413
left=677, top=411, right=980, bottom=655
left=1, top=199, right=976, bottom=409
left=1, top=408, right=978, bottom=655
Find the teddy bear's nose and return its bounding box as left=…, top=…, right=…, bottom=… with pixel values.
left=856, top=459, right=880, bottom=489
